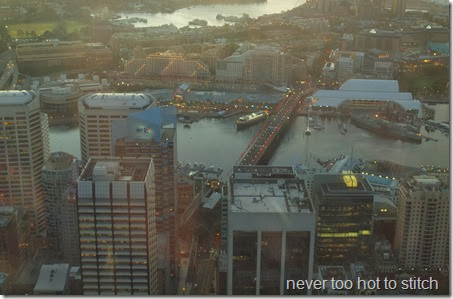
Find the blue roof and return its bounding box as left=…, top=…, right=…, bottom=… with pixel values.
left=127, top=106, right=176, bottom=142
left=427, top=42, right=449, bottom=55
left=328, top=155, right=360, bottom=173
left=366, top=175, right=399, bottom=188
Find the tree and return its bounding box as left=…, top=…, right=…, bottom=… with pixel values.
left=0, top=24, right=11, bottom=53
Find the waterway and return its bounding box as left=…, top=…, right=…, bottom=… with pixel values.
left=49, top=103, right=449, bottom=179
left=118, top=0, right=305, bottom=28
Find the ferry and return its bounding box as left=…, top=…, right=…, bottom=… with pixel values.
left=236, top=111, right=267, bottom=129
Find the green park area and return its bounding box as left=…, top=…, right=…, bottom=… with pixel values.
left=399, top=65, right=449, bottom=96
left=8, top=21, right=85, bottom=38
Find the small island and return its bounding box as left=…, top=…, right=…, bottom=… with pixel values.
left=188, top=19, right=208, bottom=26
left=216, top=13, right=251, bottom=23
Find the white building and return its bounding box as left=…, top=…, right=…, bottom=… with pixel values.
left=0, top=90, right=50, bottom=235
left=42, top=152, right=79, bottom=264
left=226, top=166, right=316, bottom=295
left=217, top=44, right=292, bottom=86
left=77, top=157, right=158, bottom=295
left=33, top=263, right=70, bottom=295
left=78, top=93, right=156, bottom=165
left=394, top=175, right=449, bottom=272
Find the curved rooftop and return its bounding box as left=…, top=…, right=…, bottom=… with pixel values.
left=309, top=79, right=422, bottom=113
left=82, top=93, right=154, bottom=110
left=0, top=90, right=36, bottom=105
left=44, top=152, right=75, bottom=171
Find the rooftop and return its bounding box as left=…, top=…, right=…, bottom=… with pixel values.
left=82, top=93, right=154, bottom=110
left=309, top=79, right=421, bottom=112
left=0, top=207, right=15, bottom=227
left=0, top=207, right=26, bottom=228
left=79, top=157, right=152, bottom=182
left=314, top=174, right=374, bottom=202
left=233, top=165, right=296, bottom=178
left=230, top=166, right=312, bottom=214
left=406, top=175, right=445, bottom=191
left=360, top=29, right=401, bottom=37
left=33, top=264, right=69, bottom=294
left=43, top=152, right=75, bottom=171
left=339, top=79, right=400, bottom=92
left=0, top=90, right=36, bottom=106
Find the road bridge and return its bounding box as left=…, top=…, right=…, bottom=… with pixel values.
left=237, top=88, right=314, bottom=166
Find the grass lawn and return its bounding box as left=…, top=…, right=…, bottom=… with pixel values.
left=8, top=21, right=85, bottom=38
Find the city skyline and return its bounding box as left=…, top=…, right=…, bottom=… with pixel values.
left=0, top=0, right=449, bottom=295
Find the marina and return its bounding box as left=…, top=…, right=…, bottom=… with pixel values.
left=49, top=104, right=450, bottom=178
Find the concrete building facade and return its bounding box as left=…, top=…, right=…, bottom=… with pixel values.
left=78, top=93, right=156, bottom=165
left=112, top=107, right=178, bottom=289
left=0, top=91, right=50, bottom=235
left=77, top=157, right=158, bottom=295
left=394, top=175, right=449, bottom=271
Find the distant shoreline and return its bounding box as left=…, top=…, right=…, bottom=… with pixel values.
left=118, top=0, right=267, bottom=14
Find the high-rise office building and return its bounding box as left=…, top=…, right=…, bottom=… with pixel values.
left=226, top=166, right=316, bottom=295
left=61, top=186, right=80, bottom=266
left=394, top=175, right=449, bottom=271
left=112, top=107, right=178, bottom=288
left=42, top=152, right=79, bottom=261
left=77, top=157, right=157, bottom=295
left=0, top=91, right=50, bottom=235
left=312, top=174, right=374, bottom=266
left=78, top=93, right=156, bottom=165
left=0, top=207, right=32, bottom=280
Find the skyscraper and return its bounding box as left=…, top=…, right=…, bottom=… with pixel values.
left=312, top=173, right=374, bottom=266
left=0, top=207, right=32, bottom=281
left=226, top=166, right=316, bottom=295
left=77, top=157, right=157, bottom=295
left=0, top=91, right=50, bottom=235
left=42, top=152, right=79, bottom=261
left=78, top=93, right=156, bottom=165
left=112, top=107, right=178, bottom=289
left=394, top=175, right=449, bottom=271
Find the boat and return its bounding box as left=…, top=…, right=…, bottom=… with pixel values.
left=305, top=128, right=312, bottom=135
left=312, top=124, right=324, bottom=130
left=311, top=116, right=324, bottom=130
left=236, top=111, right=267, bottom=129
left=338, top=122, right=346, bottom=134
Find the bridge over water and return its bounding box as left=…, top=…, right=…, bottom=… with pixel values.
left=237, top=88, right=314, bottom=166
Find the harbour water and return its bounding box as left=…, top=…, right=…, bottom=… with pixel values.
left=49, top=104, right=449, bottom=177
left=118, top=0, right=305, bottom=28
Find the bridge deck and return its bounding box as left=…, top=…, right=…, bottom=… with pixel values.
left=237, top=89, right=313, bottom=166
